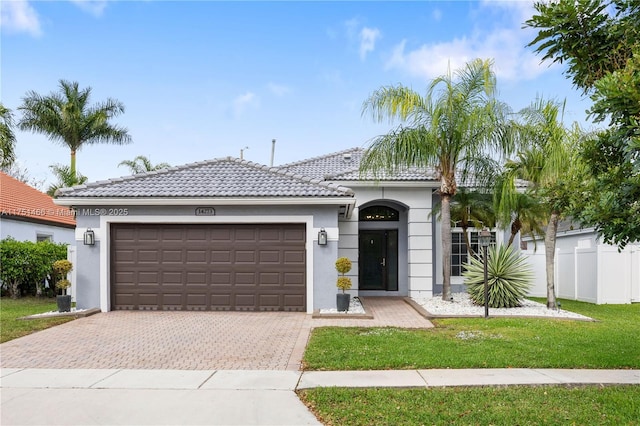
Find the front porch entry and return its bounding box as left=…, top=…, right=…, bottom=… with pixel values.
left=357, top=203, right=407, bottom=294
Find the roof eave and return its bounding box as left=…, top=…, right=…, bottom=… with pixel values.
left=53, top=196, right=355, bottom=207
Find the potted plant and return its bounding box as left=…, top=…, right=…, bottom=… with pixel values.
left=52, top=260, right=73, bottom=312
left=335, top=257, right=352, bottom=312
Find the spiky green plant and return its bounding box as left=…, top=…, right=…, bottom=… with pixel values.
left=463, top=244, right=533, bottom=308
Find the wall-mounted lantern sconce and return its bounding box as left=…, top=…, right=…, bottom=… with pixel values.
left=84, top=228, right=95, bottom=246
left=318, top=228, right=328, bottom=246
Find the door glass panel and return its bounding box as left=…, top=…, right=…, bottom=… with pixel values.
left=386, top=230, right=398, bottom=291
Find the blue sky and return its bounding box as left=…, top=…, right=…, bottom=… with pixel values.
left=2, top=0, right=594, bottom=187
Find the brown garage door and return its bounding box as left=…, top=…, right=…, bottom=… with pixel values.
left=110, top=223, right=306, bottom=311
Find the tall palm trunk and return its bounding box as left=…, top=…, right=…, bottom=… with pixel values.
left=544, top=211, right=559, bottom=309
left=70, top=149, right=77, bottom=182
left=441, top=193, right=452, bottom=301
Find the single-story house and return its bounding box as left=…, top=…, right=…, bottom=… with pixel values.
left=54, top=148, right=502, bottom=313
left=522, top=221, right=640, bottom=304
left=0, top=171, right=76, bottom=244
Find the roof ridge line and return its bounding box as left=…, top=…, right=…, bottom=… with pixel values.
left=277, top=146, right=364, bottom=169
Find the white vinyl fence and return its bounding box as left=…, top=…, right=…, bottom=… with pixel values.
left=522, top=243, right=640, bottom=304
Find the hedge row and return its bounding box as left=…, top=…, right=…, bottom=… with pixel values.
left=0, top=238, right=68, bottom=298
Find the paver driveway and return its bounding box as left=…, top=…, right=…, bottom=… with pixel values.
left=0, top=311, right=309, bottom=370
left=0, top=298, right=432, bottom=371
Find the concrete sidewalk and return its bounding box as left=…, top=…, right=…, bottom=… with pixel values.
left=2, top=368, right=638, bottom=425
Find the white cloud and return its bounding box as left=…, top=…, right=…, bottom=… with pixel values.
left=432, top=8, right=443, bottom=22
left=232, top=92, right=259, bottom=117
left=359, top=27, right=381, bottom=60
left=69, top=0, right=108, bottom=17
left=1, top=0, right=42, bottom=37
left=384, top=1, right=551, bottom=82
left=267, top=82, right=291, bottom=97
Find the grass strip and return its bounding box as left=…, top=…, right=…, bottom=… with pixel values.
left=298, top=385, right=640, bottom=426
left=1, top=297, right=74, bottom=343
left=303, top=299, right=640, bottom=370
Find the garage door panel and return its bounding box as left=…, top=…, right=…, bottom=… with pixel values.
left=186, top=271, right=206, bottom=285
left=211, top=250, right=232, bottom=263
left=234, top=250, right=256, bottom=263
left=111, top=224, right=306, bottom=311
left=186, top=250, right=207, bottom=263
left=162, top=250, right=183, bottom=263
left=163, top=271, right=184, bottom=284
left=211, top=272, right=231, bottom=285
left=284, top=250, right=305, bottom=263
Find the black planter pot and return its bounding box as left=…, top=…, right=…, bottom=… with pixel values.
left=57, top=295, right=72, bottom=313
left=336, top=293, right=350, bottom=312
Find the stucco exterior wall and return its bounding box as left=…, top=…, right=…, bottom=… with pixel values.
left=73, top=204, right=340, bottom=312
left=338, top=185, right=434, bottom=298
left=0, top=218, right=75, bottom=244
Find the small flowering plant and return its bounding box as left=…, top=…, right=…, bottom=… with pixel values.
left=335, top=257, right=352, bottom=293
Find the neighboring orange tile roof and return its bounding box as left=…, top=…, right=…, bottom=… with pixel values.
left=0, top=172, right=76, bottom=227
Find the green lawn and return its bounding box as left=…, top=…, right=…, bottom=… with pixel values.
left=0, top=297, right=74, bottom=343
left=303, top=299, right=640, bottom=370
left=298, top=385, right=640, bottom=426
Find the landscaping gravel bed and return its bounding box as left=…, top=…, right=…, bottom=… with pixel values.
left=413, top=293, right=592, bottom=320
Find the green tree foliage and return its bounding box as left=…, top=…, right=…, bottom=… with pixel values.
left=0, top=104, right=16, bottom=168
left=493, top=176, right=545, bottom=248
left=0, top=239, right=68, bottom=298
left=18, top=80, right=131, bottom=181
left=47, top=163, right=88, bottom=197
left=360, top=59, right=514, bottom=301
left=118, top=155, right=170, bottom=174
left=499, top=99, right=584, bottom=309
left=463, top=244, right=533, bottom=308
left=526, top=0, right=640, bottom=248
left=432, top=189, right=496, bottom=256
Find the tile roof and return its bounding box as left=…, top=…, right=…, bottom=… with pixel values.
left=0, top=172, right=76, bottom=227
left=55, top=157, right=354, bottom=199
left=277, top=147, right=439, bottom=181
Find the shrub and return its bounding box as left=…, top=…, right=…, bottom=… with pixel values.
left=335, top=257, right=352, bottom=274
left=463, top=244, right=533, bottom=308
left=53, top=260, right=73, bottom=277
left=0, top=238, right=68, bottom=298
left=56, top=279, right=71, bottom=290
left=335, top=257, right=353, bottom=294
left=337, top=277, right=352, bottom=293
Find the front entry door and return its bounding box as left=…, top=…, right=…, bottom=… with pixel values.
left=359, top=230, right=398, bottom=291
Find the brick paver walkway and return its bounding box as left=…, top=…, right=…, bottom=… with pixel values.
left=0, top=297, right=432, bottom=371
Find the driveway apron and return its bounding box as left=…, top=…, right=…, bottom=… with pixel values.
left=0, top=311, right=308, bottom=370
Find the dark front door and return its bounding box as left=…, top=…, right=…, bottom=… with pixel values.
left=359, top=230, right=398, bottom=291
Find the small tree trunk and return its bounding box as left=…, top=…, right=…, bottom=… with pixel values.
left=441, top=193, right=453, bottom=301
left=545, top=211, right=559, bottom=309
left=507, top=217, right=521, bottom=247
left=461, top=224, right=474, bottom=257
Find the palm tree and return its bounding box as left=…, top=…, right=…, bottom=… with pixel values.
left=432, top=189, right=496, bottom=256
left=118, top=155, right=170, bottom=174
left=500, top=98, right=582, bottom=309
left=493, top=174, right=546, bottom=248
left=360, top=58, right=514, bottom=301
left=18, top=80, right=131, bottom=180
left=0, top=104, right=16, bottom=168
left=47, top=164, right=88, bottom=197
